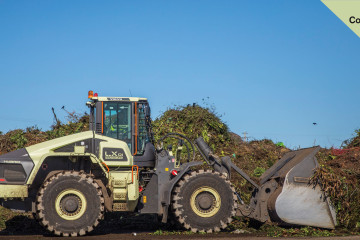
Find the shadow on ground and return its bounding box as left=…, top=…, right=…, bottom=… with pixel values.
left=0, top=212, right=176, bottom=236
left=0, top=215, right=48, bottom=236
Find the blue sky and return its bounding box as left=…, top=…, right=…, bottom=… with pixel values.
left=0, top=0, right=359, bottom=149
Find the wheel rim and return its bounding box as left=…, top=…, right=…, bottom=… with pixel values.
left=55, top=189, right=87, bottom=220
left=190, top=186, right=221, bottom=217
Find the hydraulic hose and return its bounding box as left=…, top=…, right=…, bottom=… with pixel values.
left=158, top=132, right=196, bottom=162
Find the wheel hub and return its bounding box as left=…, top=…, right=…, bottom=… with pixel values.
left=190, top=186, right=221, bottom=218
left=197, top=193, right=213, bottom=210
left=62, top=195, right=80, bottom=213
left=55, top=189, right=87, bottom=220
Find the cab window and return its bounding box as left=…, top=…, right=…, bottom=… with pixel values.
left=136, top=103, right=150, bottom=155
left=103, top=102, right=132, bottom=151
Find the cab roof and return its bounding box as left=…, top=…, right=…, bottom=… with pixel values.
left=91, top=96, right=148, bottom=102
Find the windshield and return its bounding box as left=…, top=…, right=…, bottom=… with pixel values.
left=103, top=102, right=132, bottom=151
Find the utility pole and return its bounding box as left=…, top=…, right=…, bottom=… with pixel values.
left=242, top=131, right=248, bottom=142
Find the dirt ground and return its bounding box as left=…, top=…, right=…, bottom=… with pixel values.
left=1, top=212, right=358, bottom=240
left=0, top=233, right=359, bottom=240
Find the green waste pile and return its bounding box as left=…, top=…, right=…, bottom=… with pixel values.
left=313, top=130, right=360, bottom=230
left=0, top=112, right=89, bottom=155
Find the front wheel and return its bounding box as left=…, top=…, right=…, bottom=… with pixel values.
left=172, top=170, right=237, bottom=233
left=36, top=171, right=104, bottom=237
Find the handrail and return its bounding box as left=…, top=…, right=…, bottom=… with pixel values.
left=133, top=103, right=138, bottom=155
left=131, top=165, right=139, bottom=183
left=102, top=162, right=109, bottom=172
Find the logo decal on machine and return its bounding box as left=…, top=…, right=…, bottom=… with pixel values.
left=102, top=148, right=128, bottom=161
left=107, top=97, right=130, bottom=101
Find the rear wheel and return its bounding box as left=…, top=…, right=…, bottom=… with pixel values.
left=172, top=170, right=237, bottom=233
left=36, top=171, right=104, bottom=236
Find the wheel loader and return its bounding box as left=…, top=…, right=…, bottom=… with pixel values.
left=0, top=91, right=336, bottom=236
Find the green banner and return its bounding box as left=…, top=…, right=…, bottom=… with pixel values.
left=322, top=0, right=360, bottom=38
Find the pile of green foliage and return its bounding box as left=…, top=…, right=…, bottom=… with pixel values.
left=0, top=112, right=88, bottom=155
left=152, top=104, right=230, bottom=149
left=312, top=130, right=360, bottom=230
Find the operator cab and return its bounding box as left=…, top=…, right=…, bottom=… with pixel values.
left=87, top=91, right=156, bottom=167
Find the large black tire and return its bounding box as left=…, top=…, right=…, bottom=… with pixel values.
left=36, top=171, right=104, bottom=237
left=172, top=170, right=237, bottom=233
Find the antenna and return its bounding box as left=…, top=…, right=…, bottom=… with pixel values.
left=51, top=107, right=60, bottom=126
left=129, top=89, right=133, bottom=97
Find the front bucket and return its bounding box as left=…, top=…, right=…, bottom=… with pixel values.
left=261, top=147, right=337, bottom=229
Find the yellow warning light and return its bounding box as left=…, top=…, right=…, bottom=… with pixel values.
left=143, top=196, right=147, bottom=203
left=88, top=90, right=94, bottom=99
